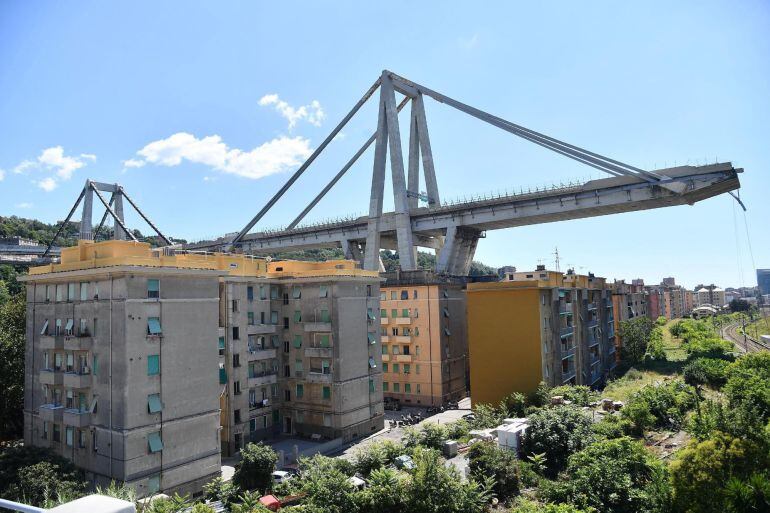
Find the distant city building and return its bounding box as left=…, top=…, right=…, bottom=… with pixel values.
left=662, top=277, right=676, bottom=287
left=466, top=266, right=616, bottom=405
left=758, top=269, right=770, bottom=296
left=379, top=270, right=468, bottom=407
left=694, top=284, right=726, bottom=308
left=497, top=266, right=517, bottom=280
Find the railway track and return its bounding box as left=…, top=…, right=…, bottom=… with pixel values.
left=722, top=322, right=769, bottom=353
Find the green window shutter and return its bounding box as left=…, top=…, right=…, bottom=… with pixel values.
left=393, top=383, right=400, bottom=392
left=319, top=285, right=328, bottom=298
left=414, top=327, right=420, bottom=337
left=402, top=309, right=409, bottom=317
left=404, top=364, right=410, bottom=374
left=405, top=383, right=411, bottom=393
left=322, top=360, right=330, bottom=373
left=322, top=386, right=331, bottom=399
left=218, top=337, right=225, bottom=350
left=319, top=334, right=330, bottom=347
left=391, top=309, right=397, bottom=318
left=259, top=285, right=267, bottom=300
left=147, top=355, right=160, bottom=376
left=368, top=357, right=376, bottom=369
left=148, top=393, right=162, bottom=413
left=219, top=367, right=227, bottom=384
left=248, top=312, right=254, bottom=325
left=380, top=309, right=387, bottom=318
left=294, top=310, right=302, bottom=323
left=367, top=308, right=375, bottom=320
left=369, top=379, right=375, bottom=393
left=320, top=309, right=330, bottom=323
left=293, top=335, right=302, bottom=348
left=147, top=279, right=160, bottom=298
left=148, top=317, right=162, bottom=335
left=381, top=345, right=388, bottom=355
left=393, top=363, right=399, bottom=374
left=296, top=384, right=304, bottom=398
left=367, top=333, right=376, bottom=345
left=148, top=432, right=163, bottom=453
left=292, top=286, right=301, bottom=299
left=383, top=382, right=389, bottom=392
left=295, top=359, right=303, bottom=372
left=383, top=363, right=388, bottom=373
left=416, top=364, right=420, bottom=374
left=92, top=355, right=98, bottom=376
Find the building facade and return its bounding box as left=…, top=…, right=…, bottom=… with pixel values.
left=694, top=285, right=726, bottom=308
left=611, top=279, right=648, bottom=358
left=219, top=260, right=384, bottom=456
left=758, top=269, right=770, bottom=296
left=378, top=271, right=468, bottom=407
left=466, top=266, right=616, bottom=406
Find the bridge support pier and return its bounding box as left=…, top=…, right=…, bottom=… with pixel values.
left=435, top=225, right=482, bottom=276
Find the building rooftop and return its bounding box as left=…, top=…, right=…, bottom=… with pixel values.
left=26, top=240, right=378, bottom=279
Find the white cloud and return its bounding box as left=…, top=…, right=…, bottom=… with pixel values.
left=15, top=202, right=33, bottom=209
left=37, top=177, right=58, bottom=192
left=0, top=168, right=5, bottom=181
left=127, top=132, right=313, bottom=180
left=9, top=146, right=93, bottom=190
left=458, top=33, right=480, bottom=50
left=258, top=94, right=325, bottom=130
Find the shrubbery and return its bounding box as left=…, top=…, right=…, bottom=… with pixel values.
left=467, top=441, right=521, bottom=502
left=521, top=406, right=594, bottom=477
left=683, top=357, right=730, bottom=387
left=550, top=385, right=598, bottom=407
left=621, top=380, right=695, bottom=434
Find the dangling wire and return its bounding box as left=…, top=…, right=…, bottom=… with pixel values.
left=732, top=196, right=744, bottom=288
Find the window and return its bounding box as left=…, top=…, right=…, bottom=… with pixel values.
left=322, top=360, right=331, bottom=374
left=404, top=364, right=410, bottom=374
left=442, top=307, right=450, bottom=318
left=392, top=345, right=400, bottom=355
left=284, top=389, right=291, bottom=401
left=147, top=279, right=159, bottom=299
left=383, top=381, right=389, bottom=392
left=393, top=383, right=400, bottom=393
left=294, top=310, right=302, bottom=323
left=66, top=353, right=74, bottom=372
left=66, top=426, right=74, bottom=446
left=390, top=291, right=397, bottom=300
left=383, top=362, right=388, bottom=373
left=392, top=328, right=399, bottom=336
left=148, top=432, right=163, bottom=453
left=234, top=380, right=242, bottom=395
left=296, top=383, right=304, bottom=398
left=45, top=285, right=51, bottom=302
left=68, top=283, right=76, bottom=301
left=369, top=378, right=375, bottom=393
left=322, top=386, right=331, bottom=399
left=405, top=383, right=411, bottom=393
left=40, top=319, right=49, bottom=336
left=393, top=363, right=400, bottom=373
left=232, top=326, right=240, bottom=340
left=53, top=423, right=61, bottom=442
left=292, top=286, right=301, bottom=299
left=55, top=318, right=62, bottom=335
left=42, top=421, right=49, bottom=439
left=403, top=345, right=410, bottom=355
left=320, top=309, right=330, bottom=323
left=147, top=355, right=160, bottom=375
left=295, top=359, right=303, bottom=374
left=56, top=285, right=64, bottom=302
left=380, top=291, right=386, bottom=301
left=367, top=333, right=376, bottom=345
left=319, top=334, right=330, bottom=348
left=368, top=357, right=377, bottom=369
left=233, top=353, right=240, bottom=367
left=444, top=327, right=451, bottom=336
left=270, top=287, right=279, bottom=300
left=323, top=413, right=332, bottom=427
left=283, top=341, right=289, bottom=353
left=234, top=409, right=241, bottom=423
left=247, top=286, right=254, bottom=301
left=413, top=290, right=418, bottom=299
left=232, top=299, right=239, bottom=312
left=79, top=318, right=87, bottom=336
left=65, top=318, right=74, bottom=335
left=271, top=311, right=279, bottom=324
left=401, top=290, right=408, bottom=300
left=219, top=337, right=225, bottom=356
left=414, top=309, right=419, bottom=319
left=402, top=309, right=409, bottom=318
left=293, top=335, right=302, bottom=348
left=80, top=282, right=88, bottom=301
left=250, top=418, right=257, bottom=432
left=367, top=308, right=375, bottom=320
left=381, top=345, right=388, bottom=355
left=416, top=364, right=420, bottom=374
left=391, top=309, right=397, bottom=318
left=380, top=309, right=387, bottom=318
left=259, top=285, right=267, bottom=300
left=416, top=383, right=421, bottom=394
left=148, top=317, right=162, bottom=335
left=148, top=393, right=162, bottom=413
left=319, top=285, right=328, bottom=298
left=54, top=353, right=62, bottom=370
left=443, top=290, right=449, bottom=298
left=93, top=355, right=99, bottom=376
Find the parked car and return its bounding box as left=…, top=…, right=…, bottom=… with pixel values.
left=272, top=470, right=293, bottom=484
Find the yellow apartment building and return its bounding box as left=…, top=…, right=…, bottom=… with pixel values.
left=378, top=270, right=468, bottom=407
left=467, top=266, right=616, bottom=406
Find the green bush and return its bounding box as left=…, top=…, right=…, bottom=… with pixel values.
left=233, top=442, right=278, bottom=493
left=591, top=414, right=632, bottom=440
left=683, top=357, right=730, bottom=387
left=550, top=385, right=598, bottom=407
left=521, top=406, right=594, bottom=477
left=0, top=446, right=87, bottom=507
left=467, top=441, right=521, bottom=503
left=621, top=380, right=695, bottom=434
left=509, top=498, right=592, bottom=513
left=540, top=437, right=670, bottom=513
left=685, top=337, right=734, bottom=359
left=724, top=351, right=770, bottom=422
left=645, top=327, right=667, bottom=361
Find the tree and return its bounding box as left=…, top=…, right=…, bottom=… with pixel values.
left=357, top=467, right=407, bottom=513
left=521, top=406, right=593, bottom=477
left=203, top=477, right=240, bottom=508
left=644, top=327, right=667, bottom=361
left=233, top=442, right=278, bottom=493
left=540, top=437, right=670, bottom=513
left=729, top=299, right=750, bottom=313
left=549, top=385, right=598, bottom=407
left=0, top=445, right=87, bottom=507
left=468, top=441, right=521, bottom=503
left=296, top=455, right=358, bottom=513
left=619, top=316, right=654, bottom=363
left=724, top=351, right=770, bottom=422
left=0, top=292, right=25, bottom=439
left=670, top=432, right=770, bottom=513
left=620, top=380, right=695, bottom=434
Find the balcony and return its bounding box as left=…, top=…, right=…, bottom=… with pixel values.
left=64, top=372, right=92, bottom=389
left=39, top=335, right=61, bottom=350
left=393, top=354, right=412, bottom=363
left=560, top=344, right=576, bottom=357
left=304, top=322, right=332, bottom=332
left=587, top=302, right=597, bottom=311
left=247, top=324, right=277, bottom=335
left=588, top=335, right=599, bottom=347
left=393, top=335, right=411, bottom=344
left=395, top=317, right=412, bottom=325
left=559, top=326, right=574, bottom=338
left=39, top=403, right=64, bottom=422
left=561, top=369, right=576, bottom=383
left=40, top=369, right=63, bottom=386
left=306, top=372, right=332, bottom=384
left=248, top=372, right=277, bottom=387
left=64, top=335, right=93, bottom=351
left=63, top=408, right=91, bottom=427
left=559, top=302, right=573, bottom=315
left=585, top=319, right=598, bottom=329
left=249, top=398, right=270, bottom=410
left=381, top=354, right=390, bottom=362
left=247, top=348, right=277, bottom=360
left=304, top=347, right=334, bottom=358
left=380, top=318, right=388, bottom=325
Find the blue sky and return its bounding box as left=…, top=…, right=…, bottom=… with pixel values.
left=1, top=1, right=768, bottom=289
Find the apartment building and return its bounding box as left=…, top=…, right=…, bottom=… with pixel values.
left=378, top=270, right=468, bottom=407
left=611, top=279, right=648, bottom=358
left=466, top=266, right=616, bottom=406
left=219, top=260, right=384, bottom=456
left=22, top=240, right=226, bottom=497
left=694, top=285, right=726, bottom=308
